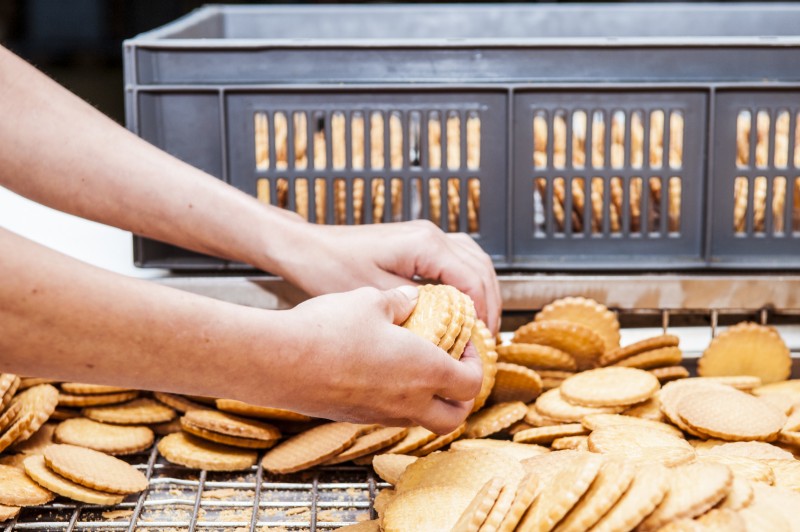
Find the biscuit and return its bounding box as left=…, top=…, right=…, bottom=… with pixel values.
left=181, top=410, right=280, bottom=442
left=0, top=505, right=20, bottom=522
left=513, top=424, right=588, bottom=445
left=588, top=425, right=695, bottom=467
left=408, top=422, right=466, bottom=457
left=613, top=346, right=682, bottom=369
left=60, top=383, right=132, bottom=395
left=471, top=319, right=498, bottom=413
left=552, top=459, right=635, bottom=532
left=0, top=464, right=54, bottom=506
left=496, top=472, right=541, bottom=532
left=214, top=399, right=312, bottom=422
left=516, top=452, right=604, bottom=532
left=534, top=388, right=625, bottom=423
left=698, top=322, right=791, bottom=384
left=450, top=439, right=549, bottom=461
left=153, top=392, right=209, bottom=413
left=677, top=389, right=786, bottom=441
left=397, top=449, right=523, bottom=495
left=650, top=365, right=690, bottom=383
left=438, top=285, right=467, bottom=353
left=44, top=444, right=148, bottom=494
left=181, top=423, right=277, bottom=449
left=550, top=436, right=589, bottom=451
left=695, top=454, right=774, bottom=484
left=23, top=455, right=124, bottom=505
left=465, top=402, right=528, bottom=439
left=381, top=426, right=438, bottom=455
left=0, top=401, right=22, bottom=434
left=496, top=344, right=577, bottom=371
left=524, top=404, right=562, bottom=427
left=453, top=477, right=504, bottom=532
left=580, top=413, right=682, bottom=438
left=10, top=384, right=59, bottom=444
left=702, top=440, right=794, bottom=461
left=261, top=422, right=361, bottom=474
left=54, top=418, right=154, bottom=455
left=560, top=367, right=659, bottom=407
left=82, top=398, right=176, bottom=425
left=12, top=422, right=57, bottom=455
left=402, top=284, right=455, bottom=347
left=158, top=432, right=257, bottom=471
left=534, top=297, right=620, bottom=352
left=326, top=427, right=408, bottom=464
left=717, top=475, right=754, bottom=511
left=0, top=374, right=20, bottom=410
left=658, top=379, right=734, bottom=437
left=637, top=462, right=732, bottom=531
left=382, top=486, right=476, bottom=532
left=0, top=409, right=35, bottom=453
left=449, top=290, right=477, bottom=359
left=58, top=391, right=139, bottom=408
left=622, top=396, right=665, bottom=422
left=479, top=478, right=517, bottom=532
left=489, top=363, right=543, bottom=404
left=372, top=454, right=417, bottom=485
left=600, top=334, right=679, bottom=367
left=589, top=464, right=670, bottom=532
left=513, top=321, right=604, bottom=370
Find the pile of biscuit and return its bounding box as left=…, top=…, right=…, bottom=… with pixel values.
left=1, top=290, right=799, bottom=532
left=257, top=111, right=482, bottom=233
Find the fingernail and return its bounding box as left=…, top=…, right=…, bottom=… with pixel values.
left=396, top=285, right=419, bottom=301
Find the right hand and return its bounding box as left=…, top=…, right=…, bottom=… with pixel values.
left=266, top=286, right=484, bottom=434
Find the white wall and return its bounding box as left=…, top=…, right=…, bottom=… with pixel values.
left=0, top=187, right=164, bottom=278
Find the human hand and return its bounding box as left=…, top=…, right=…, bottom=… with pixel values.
left=267, top=285, right=483, bottom=434
left=275, top=220, right=501, bottom=334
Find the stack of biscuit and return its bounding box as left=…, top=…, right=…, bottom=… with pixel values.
left=255, top=111, right=482, bottom=233
left=1, top=293, right=800, bottom=531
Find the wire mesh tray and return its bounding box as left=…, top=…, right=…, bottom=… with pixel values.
left=4, top=444, right=384, bottom=531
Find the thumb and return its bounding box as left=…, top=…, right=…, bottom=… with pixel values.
left=384, top=285, right=420, bottom=325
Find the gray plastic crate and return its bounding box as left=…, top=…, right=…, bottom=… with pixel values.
left=124, top=3, right=800, bottom=271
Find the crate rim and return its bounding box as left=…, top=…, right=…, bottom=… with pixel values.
left=125, top=3, right=800, bottom=50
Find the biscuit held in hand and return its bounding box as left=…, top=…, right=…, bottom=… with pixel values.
left=275, top=286, right=483, bottom=434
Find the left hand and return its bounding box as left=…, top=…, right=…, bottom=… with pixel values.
left=274, top=220, right=502, bottom=334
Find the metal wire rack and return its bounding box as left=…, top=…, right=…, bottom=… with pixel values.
left=4, top=443, right=386, bottom=531
left=5, top=306, right=799, bottom=531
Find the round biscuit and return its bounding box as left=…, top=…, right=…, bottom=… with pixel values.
left=372, top=454, right=417, bottom=485
left=698, top=322, right=791, bottom=384
left=182, top=409, right=280, bottom=441
left=44, top=444, right=148, bottom=494
left=599, top=334, right=679, bottom=366
left=54, top=418, right=153, bottom=455
left=535, top=296, right=620, bottom=352
left=465, top=401, right=527, bottom=439
left=181, top=422, right=277, bottom=449
left=214, top=399, right=312, bottom=422
left=381, top=426, right=437, bottom=455
left=512, top=320, right=604, bottom=370
left=60, top=383, right=132, bottom=395
left=677, top=389, right=786, bottom=441
left=23, top=455, right=124, bottom=505
left=589, top=464, right=670, bottom=532
left=613, top=346, right=682, bottom=369
left=450, top=439, right=549, bottom=461
left=513, top=424, right=588, bottom=445
left=533, top=388, right=625, bottom=423
left=82, top=398, right=176, bottom=425
left=401, top=284, right=454, bottom=347
left=58, top=391, right=139, bottom=408
left=261, top=422, right=361, bottom=474
left=650, top=365, right=690, bottom=383
left=637, top=462, right=733, bottom=531
left=0, top=464, right=54, bottom=506
left=560, top=367, right=659, bottom=407
left=488, top=363, right=542, bottom=404
left=496, top=344, right=577, bottom=371
left=158, top=432, right=256, bottom=471
left=470, top=319, right=498, bottom=413
left=408, top=422, right=466, bottom=457
left=588, top=425, right=695, bottom=467
left=326, top=427, right=409, bottom=464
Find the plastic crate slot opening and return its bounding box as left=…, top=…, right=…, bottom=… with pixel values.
left=251, top=107, right=481, bottom=234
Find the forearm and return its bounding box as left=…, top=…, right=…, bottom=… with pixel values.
left=0, top=45, right=302, bottom=274
left=0, top=227, right=302, bottom=406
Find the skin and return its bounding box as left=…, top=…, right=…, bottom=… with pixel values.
left=0, top=45, right=500, bottom=433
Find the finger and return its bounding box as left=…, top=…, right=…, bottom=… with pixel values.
left=380, top=285, right=420, bottom=325
left=434, top=342, right=484, bottom=402
left=416, top=396, right=473, bottom=435
left=446, top=234, right=502, bottom=334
